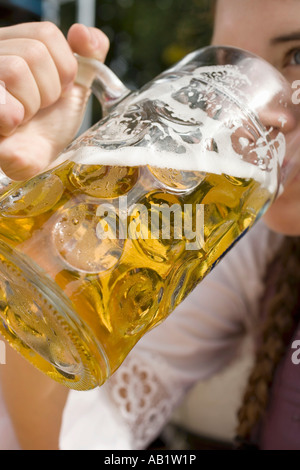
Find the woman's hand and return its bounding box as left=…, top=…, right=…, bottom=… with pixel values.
left=0, top=22, right=109, bottom=180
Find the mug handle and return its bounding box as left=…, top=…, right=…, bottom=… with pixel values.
left=75, top=54, right=131, bottom=116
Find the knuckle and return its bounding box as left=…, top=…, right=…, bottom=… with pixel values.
left=38, top=21, right=62, bottom=40
left=24, top=39, right=48, bottom=65
left=35, top=22, right=77, bottom=85
left=4, top=56, right=28, bottom=84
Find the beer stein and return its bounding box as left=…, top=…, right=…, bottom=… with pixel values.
left=0, top=46, right=297, bottom=390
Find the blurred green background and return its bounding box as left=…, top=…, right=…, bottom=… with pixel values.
left=60, top=0, right=214, bottom=89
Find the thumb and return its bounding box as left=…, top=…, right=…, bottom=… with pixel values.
left=67, top=24, right=110, bottom=63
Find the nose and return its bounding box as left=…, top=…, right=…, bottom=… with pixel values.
left=237, top=59, right=300, bottom=186
left=238, top=55, right=299, bottom=135
left=257, top=92, right=300, bottom=185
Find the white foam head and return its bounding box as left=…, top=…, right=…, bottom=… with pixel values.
left=64, top=65, right=285, bottom=194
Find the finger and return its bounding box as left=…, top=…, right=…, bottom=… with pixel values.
left=0, top=88, right=25, bottom=137
left=0, top=54, right=41, bottom=122
left=0, top=39, right=61, bottom=111
left=67, top=24, right=110, bottom=62
left=0, top=22, right=78, bottom=91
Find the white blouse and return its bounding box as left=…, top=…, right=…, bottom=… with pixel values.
left=0, top=220, right=283, bottom=450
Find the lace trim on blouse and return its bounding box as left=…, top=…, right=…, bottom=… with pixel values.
left=107, top=351, right=185, bottom=449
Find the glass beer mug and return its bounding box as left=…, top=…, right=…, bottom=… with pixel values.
left=0, top=46, right=297, bottom=390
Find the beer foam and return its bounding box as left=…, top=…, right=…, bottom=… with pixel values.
left=66, top=142, right=277, bottom=192
left=63, top=65, right=284, bottom=195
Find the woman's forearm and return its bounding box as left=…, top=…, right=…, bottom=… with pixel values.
left=0, top=339, right=69, bottom=450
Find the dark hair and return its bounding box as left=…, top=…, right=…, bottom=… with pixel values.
left=235, top=236, right=300, bottom=448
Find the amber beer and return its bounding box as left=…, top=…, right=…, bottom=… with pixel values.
left=0, top=161, right=273, bottom=390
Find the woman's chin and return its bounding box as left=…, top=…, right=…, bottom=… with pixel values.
left=262, top=171, right=300, bottom=236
